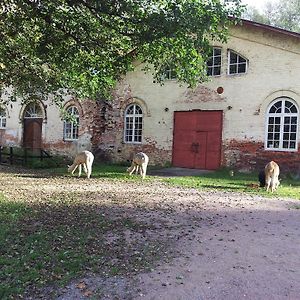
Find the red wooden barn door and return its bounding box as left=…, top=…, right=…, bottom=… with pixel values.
left=172, top=111, right=222, bottom=170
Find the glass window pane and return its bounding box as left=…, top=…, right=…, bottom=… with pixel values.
left=275, top=117, right=281, bottom=124
left=229, top=65, right=237, bottom=74
left=239, top=56, right=246, bottom=63
left=214, top=66, right=221, bottom=75
left=214, top=56, right=221, bottom=65
left=284, top=117, right=291, bottom=125
left=214, top=48, right=221, bottom=56
left=230, top=52, right=237, bottom=64
left=291, top=117, right=297, bottom=124
left=284, top=124, right=290, bottom=132
left=238, top=63, right=246, bottom=73
left=207, top=57, right=213, bottom=67
left=290, top=133, right=296, bottom=140
left=283, top=141, right=289, bottom=148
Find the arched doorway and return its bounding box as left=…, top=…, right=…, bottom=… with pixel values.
left=22, top=102, right=45, bottom=150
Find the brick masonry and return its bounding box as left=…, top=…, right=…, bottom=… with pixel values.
left=224, top=139, right=300, bottom=174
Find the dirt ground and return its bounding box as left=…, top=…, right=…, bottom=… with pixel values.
left=1, top=166, right=300, bottom=300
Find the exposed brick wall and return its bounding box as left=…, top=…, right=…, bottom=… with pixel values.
left=90, top=82, right=172, bottom=166
left=224, top=139, right=300, bottom=174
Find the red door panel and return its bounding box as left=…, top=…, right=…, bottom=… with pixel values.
left=173, top=111, right=222, bottom=170
left=197, top=111, right=222, bottom=132
left=173, top=129, right=196, bottom=168
left=194, top=132, right=207, bottom=169
left=206, top=131, right=221, bottom=170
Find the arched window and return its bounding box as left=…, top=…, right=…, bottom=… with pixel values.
left=0, top=108, right=6, bottom=128
left=124, top=104, right=143, bottom=143
left=266, top=98, right=298, bottom=151
left=63, top=106, right=79, bottom=140
left=23, top=102, right=43, bottom=118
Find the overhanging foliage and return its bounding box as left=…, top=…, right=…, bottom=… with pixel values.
left=0, top=0, right=243, bottom=103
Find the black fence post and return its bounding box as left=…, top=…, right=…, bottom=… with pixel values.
left=9, top=147, right=13, bottom=165
left=24, top=148, right=28, bottom=165
left=0, top=146, right=2, bottom=163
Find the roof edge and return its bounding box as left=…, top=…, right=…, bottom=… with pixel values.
left=231, top=18, right=300, bottom=40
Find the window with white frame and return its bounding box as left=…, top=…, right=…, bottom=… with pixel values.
left=124, top=104, right=143, bottom=143
left=0, top=108, right=6, bottom=128
left=207, top=47, right=222, bottom=76
left=24, top=102, right=43, bottom=118
left=228, top=50, right=247, bottom=75
left=63, top=106, right=79, bottom=140
left=266, top=98, right=298, bottom=151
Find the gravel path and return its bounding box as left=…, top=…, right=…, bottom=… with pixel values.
left=1, top=166, right=299, bottom=300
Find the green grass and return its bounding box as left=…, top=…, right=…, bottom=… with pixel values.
left=0, top=190, right=167, bottom=299
left=161, top=168, right=300, bottom=199
left=54, top=163, right=300, bottom=199
left=54, top=163, right=148, bottom=180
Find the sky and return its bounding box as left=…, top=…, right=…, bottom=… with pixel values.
left=241, top=0, right=277, bottom=12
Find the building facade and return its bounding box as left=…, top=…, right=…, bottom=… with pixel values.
left=1, top=20, right=300, bottom=173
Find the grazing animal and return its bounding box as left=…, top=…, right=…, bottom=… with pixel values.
left=264, top=161, right=280, bottom=192
left=68, top=150, right=94, bottom=179
left=127, top=152, right=149, bottom=179
left=258, top=169, right=266, bottom=187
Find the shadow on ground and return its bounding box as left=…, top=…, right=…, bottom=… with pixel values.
left=147, top=167, right=214, bottom=177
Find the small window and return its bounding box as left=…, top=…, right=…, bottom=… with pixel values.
left=266, top=98, right=298, bottom=151
left=124, top=104, right=143, bottom=143
left=63, top=106, right=79, bottom=140
left=207, top=47, right=222, bottom=76
left=0, top=108, right=6, bottom=128
left=163, top=65, right=177, bottom=80
left=228, top=50, right=248, bottom=75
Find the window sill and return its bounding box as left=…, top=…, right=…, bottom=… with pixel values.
left=123, top=141, right=142, bottom=145
left=64, top=139, right=79, bottom=142
left=265, top=147, right=298, bottom=152
left=227, top=72, right=247, bottom=76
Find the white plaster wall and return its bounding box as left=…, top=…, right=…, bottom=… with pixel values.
left=121, top=23, right=300, bottom=151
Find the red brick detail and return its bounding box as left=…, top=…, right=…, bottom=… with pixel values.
left=182, top=85, right=225, bottom=103
left=1, top=131, right=19, bottom=145
left=223, top=139, right=300, bottom=174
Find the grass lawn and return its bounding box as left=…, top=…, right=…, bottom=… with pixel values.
left=77, top=164, right=300, bottom=199
left=0, top=164, right=299, bottom=299
left=161, top=168, right=300, bottom=200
